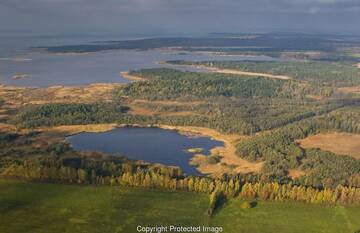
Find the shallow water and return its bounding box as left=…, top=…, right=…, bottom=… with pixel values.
left=66, top=127, right=224, bottom=175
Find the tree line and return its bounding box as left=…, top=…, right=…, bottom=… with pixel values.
left=1, top=156, right=359, bottom=205
left=167, top=60, right=360, bottom=87
left=119, top=68, right=286, bottom=100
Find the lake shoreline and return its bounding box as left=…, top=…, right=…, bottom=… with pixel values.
left=40, top=123, right=263, bottom=177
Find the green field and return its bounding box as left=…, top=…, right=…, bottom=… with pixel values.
left=212, top=199, right=360, bottom=233
left=0, top=179, right=208, bottom=233
left=1, top=179, right=360, bottom=233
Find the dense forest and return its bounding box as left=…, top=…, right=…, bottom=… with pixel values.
left=13, top=96, right=359, bottom=136
left=167, top=60, right=360, bottom=87
left=12, top=103, right=129, bottom=128
left=120, top=68, right=287, bottom=99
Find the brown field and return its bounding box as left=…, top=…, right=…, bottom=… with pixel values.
left=298, top=132, right=360, bottom=159
left=0, top=123, right=17, bottom=133
left=0, top=83, right=120, bottom=107
left=127, top=105, right=157, bottom=116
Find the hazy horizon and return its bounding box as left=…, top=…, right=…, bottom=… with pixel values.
left=1, top=0, right=360, bottom=37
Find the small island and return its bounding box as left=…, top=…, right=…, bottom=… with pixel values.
left=12, top=73, right=31, bottom=80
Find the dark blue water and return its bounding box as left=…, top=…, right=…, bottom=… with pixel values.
left=66, top=127, right=224, bottom=175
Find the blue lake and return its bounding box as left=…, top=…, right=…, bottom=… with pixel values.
left=66, top=127, right=224, bottom=175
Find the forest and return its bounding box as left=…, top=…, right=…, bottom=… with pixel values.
left=120, top=68, right=286, bottom=99
left=1, top=152, right=360, bottom=206
left=236, top=109, right=360, bottom=188
left=167, top=60, right=360, bottom=87
left=0, top=58, right=359, bottom=222
left=12, top=103, right=129, bottom=128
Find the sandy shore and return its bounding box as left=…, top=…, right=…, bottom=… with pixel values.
left=120, top=71, right=145, bottom=81
left=152, top=125, right=263, bottom=177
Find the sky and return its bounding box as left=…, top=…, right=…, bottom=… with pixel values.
left=0, top=0, right=359, bottom=37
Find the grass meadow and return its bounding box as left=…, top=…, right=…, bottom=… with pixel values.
left=1, top=179, right=360, bottom=233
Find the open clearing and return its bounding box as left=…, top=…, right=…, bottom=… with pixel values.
left=164, top=63, right=293, bottom=80
left=0, top=83, right=120, bottom=107
left=210, top=67, right=292, bottom=80
left=338, top=86, right=360, bottom=95
left=1, top=179, right=360, bottom=233
left=159, top=125, right=263, bottom=176
left=298, top=132, right=360, bottom=159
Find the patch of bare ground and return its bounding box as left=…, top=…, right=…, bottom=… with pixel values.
left=298, top=132, right=360, bottom=159
left=120, top=71, right=145, bottom=81
left=160, top=111, right=199, bottom=117
left=0, top=85, right=25, bottom=108
left=39, top=124, right=118, bottom=136
left=0, top=108, right=9, bottom=120
left=210, top=67, right=293, bottom=80
left=357, top=63, right=360, bottom=68
left=132, top=99, right=204, bottom=106
left=158, top=125, right=263, bottom=177
left=338, top=86, right=360, bottom=95
left=0, top=83, right=121, bottom=107
left=28, top=83, right=120, bottom=104
left=127, top=105, right=157, bottom=116
left=170, top=63, right=293, bottom=81
left=306, top=94, right=324, bottom=100
left=288, top=169, right=306, bottom=179
left=0, top=123, right=17, bottom=133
